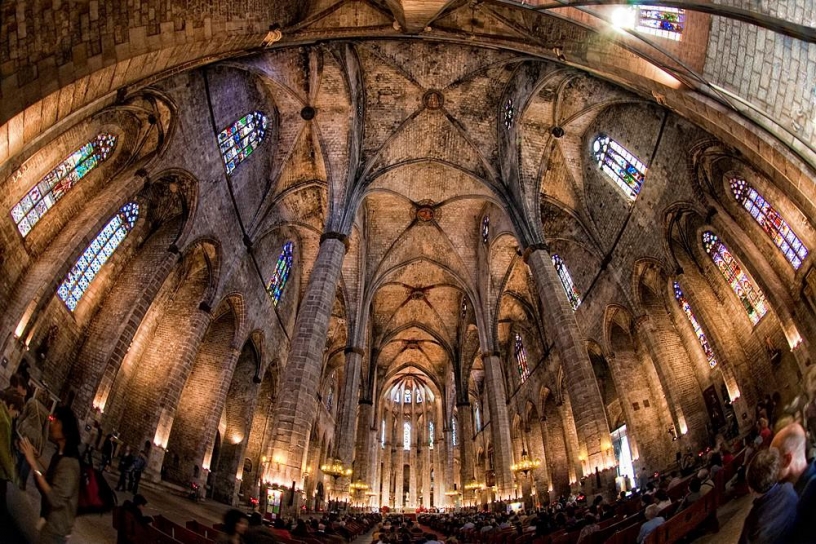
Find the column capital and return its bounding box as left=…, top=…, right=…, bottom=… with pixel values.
left=344, top=346, right=365, bottom=356
left=522, top=242, right=550, bottom=263
left=320, top=231, right=350, bottom=252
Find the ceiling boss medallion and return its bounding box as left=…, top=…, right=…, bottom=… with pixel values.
left=415, top=199, right=437, bottom=222
left=423, top=90, right=444, bottom=110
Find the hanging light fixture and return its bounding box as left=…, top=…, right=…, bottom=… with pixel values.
left=511, top=448, right=541, bottom=477
left=349, top=480, right=370, bottom=491
left=321, top=458, right=353, bottom=480
left=464, top=480, right=484, bottom=491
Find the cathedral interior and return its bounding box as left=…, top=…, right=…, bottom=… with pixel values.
left=1, top=0, right=816, bottom=514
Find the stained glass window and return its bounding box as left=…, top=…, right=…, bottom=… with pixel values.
left=552, top=254, right=581, bottom=310
left=702, top=231, right=768, bottom=325
left=592, top=135, right=647, bottom=201
left=730, top=177, right=808, bottom=269
left=637, top=6, right=685, bottom=40
left=57, top=202, right=139, bottom=311
left=218, top=111, right=268, bottom=175
left=515, top=333, right=531, bottom=383
left=452, top=417, right=458, bottom=446
left=416, top=390, right=423, bottom=403
left=12, top=133, right=117, bottom=237
left=381, top=419, right=386, bottom=449
left=404, top=389, right=412, bottom=404
left=461, top=299, right=467, bottom=318
left=404, top=422, right=411, bottom=450
left=429, top=421, right=435, bottom=449
left=482, top=216, right=490, bottom=244
left=674, top=282, right=718, bottom=368
left=503, top=98, right=515, bottom=129
left=267, top=241, right=293, bottom=306
left=474, top=404, right=481, bottom=432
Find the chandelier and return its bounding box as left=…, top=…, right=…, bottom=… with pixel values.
left=365, top=490, right=378, bottom=497
left=444, top=489, right=461, bottom=497
left=321, top=458, right=353, bottom=480
left=511, top=449, right=541, bottom=476
left=349, top=480, right=370, bottom=492
left=464, top=480, right=484, bottom=491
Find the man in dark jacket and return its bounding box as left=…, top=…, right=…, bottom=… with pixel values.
left=739, top=448, right=798, bottom=544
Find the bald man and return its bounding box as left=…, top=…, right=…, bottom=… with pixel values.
left=771, top=422, right=816, bottom=543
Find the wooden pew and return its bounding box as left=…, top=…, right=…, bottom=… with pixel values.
left=186, top=519, right=224, bottom=541
left=603, top=521, right=641, bottom=544
left=154, top=515, right=214, bottom=544
left=643, top=491, right=718, bottom=544
left=113, top=507, right=186, bottom=544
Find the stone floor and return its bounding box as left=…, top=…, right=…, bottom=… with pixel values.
left=12, top=470, right=235, bottom=543
left=696, top=492, right=752, bottom=544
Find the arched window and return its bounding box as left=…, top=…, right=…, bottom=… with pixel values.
left=416, top=390, right=423, bottom=403
left=404, top=389, right=412, bottom=404
left=12, top=133, right=117, bottom=237
left=474, top=404, right=481, bottom=432
left=636, top=6, right=685, bottom=40
left=57, top=202, right=139, bottom=311
left=515, top=333, right=531, bottom=383
left=403, top=421, right=411, bottom=450
left=429, top=421, right=435, bottom=449
left=730, top=177, right=808, bottom=269
left=702, top=231, right=768, bottom=325
left=219, top=111, right=268, bottom=175
left=592, top=135, right=647, bottom=201
left=451, top=416, right=458, bottom=446
left=461, top=299, right=468, bottom=318
left=267, top=241, right=293, bottom=306
left=674, top=282, right=718, bottom=368
left=481, top=216, right=490, bottom=244
left=381, top=419, right=386, bottom=449
left=552, top=254, right=581, bottom=310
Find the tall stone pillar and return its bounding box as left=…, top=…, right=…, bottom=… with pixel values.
left=481, top=352, right=516, bottom=495
left=457, top=401, right=475, bottom=502
left=394, top=446, right=404, bottom=509
left=525, top=247, right=610, bottom=468
left=337, top=347, right=364, bottom=464
left=266, top=234, right=347, bottom=484
left=353, top=398, right=373, bottom=481
left=408, top=400, right=417, bottom=507
left=381, top=412, right=392, bottom=508
left=444, top=426, right=455, bottom=505
left=422, top=406, right=432, bottom=508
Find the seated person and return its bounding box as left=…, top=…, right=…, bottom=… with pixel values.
left=246, top=512, right=278, bottom=544
left=122, top=494, right=153, bottom=525
left=637, top=504, right=664, bottom=544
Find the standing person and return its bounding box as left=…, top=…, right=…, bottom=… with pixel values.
left=15, top=386, right=49, bottom=490
left=20, top=405, right=82, bottom=544
left=116, top=446, right=133, bottom=491
left=738, top=448, right=798, bottom=544
left=771, top=423, right=816, bottom=542
left=1, top=391, right=24, bottom=507
left=757, top=418, right=773, bottom=449
left=129, top=450, right=147, bottom=494
left=99, top=433, right=114, bottom=471
left=217, top=509, right=248, bottom=544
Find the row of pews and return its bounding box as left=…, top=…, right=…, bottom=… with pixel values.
left=450, top=449, right=747, bottom=544
left=114, top=508, right=380, bottom=544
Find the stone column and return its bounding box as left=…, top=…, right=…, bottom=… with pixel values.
left=457, top=401, right=475, bottom=502
left=266, top=234, right=347, bottom=484
left=422, top=406, right=432, bottom=508
left=337, top=348, right=364, bottom=465
left=408, top=399, right=417, bottom=507
left=353, top=398, right=373, bottom=481
left=482, top=352, right=516, bottom=496
left=525, top=247, right=610, bottom=468
left=444, top=426, right=455, bottom=505
left=381, top=410, right=392, bottom=508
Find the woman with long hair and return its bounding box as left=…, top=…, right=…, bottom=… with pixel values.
left=20, top=405, right=81, bottom=544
